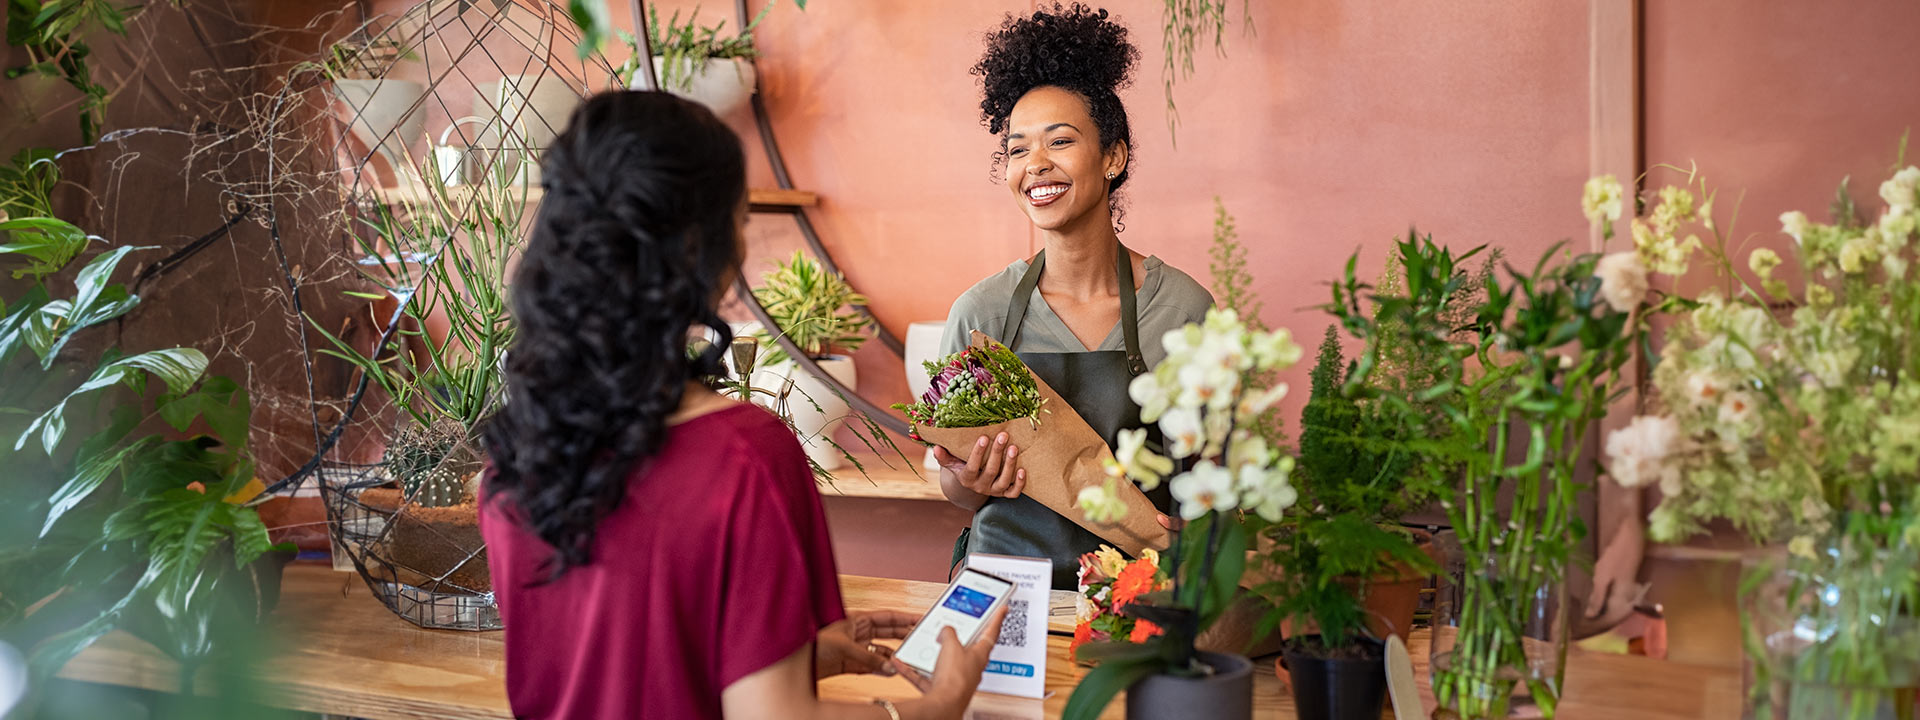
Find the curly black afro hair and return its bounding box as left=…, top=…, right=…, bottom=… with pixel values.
left=972, top=3, right=1140, bottom=197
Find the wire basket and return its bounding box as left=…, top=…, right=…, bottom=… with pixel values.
left=288, top=0, right=622, bottom=631
left=319, top=462, right=500, bottom=630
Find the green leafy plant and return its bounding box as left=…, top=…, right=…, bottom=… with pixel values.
left=0, top=147, right=59, bottom=221
left=312, top=33, right=420, bottom=81
left=573, top=0, right=804, bottom=61
left=1207, top=197, right=1261, bottom=329
left=702, top=335, right=911, bottom=487
left=1252, top=325, right=1437, bottom=652
left=0, top=173, right=285, bottom=711
left=749, top=249, right=872, bottom=367
left=1325, top=232, right=1639, bottom=718
left=4, top=0, right=139, bottom=142
left=1206, top=198, right=1286, bottom=448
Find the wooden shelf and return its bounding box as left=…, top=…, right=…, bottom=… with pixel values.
left=818, top=451, right=946, bottom=502
left=373, top=183, right=817, bottom=212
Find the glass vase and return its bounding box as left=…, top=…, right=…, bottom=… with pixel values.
left=1429, top=548, right=1570, bottom=719
left=1742, top=532, right=1920, bottom=720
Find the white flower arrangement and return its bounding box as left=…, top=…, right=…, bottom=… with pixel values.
left=1601, top=164, right=1920, bottom=547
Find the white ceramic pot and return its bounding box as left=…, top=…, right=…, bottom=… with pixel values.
left=903, top=321, right=947, bottom=470
left=332, top=78, right=427, bottom=173
left=753, top=355, right=857, bottom=472
left=489, top=74, right=581, bottom=186
left=636, top=57, right=756, bottom=118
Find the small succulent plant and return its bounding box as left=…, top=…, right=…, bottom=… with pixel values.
left=383, top=422, right=476, bottom=508
left=405, top=465, right=469, bottom=508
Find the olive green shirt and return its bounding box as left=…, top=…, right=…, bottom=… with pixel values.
left=940, top=255, right=1216, bottom=365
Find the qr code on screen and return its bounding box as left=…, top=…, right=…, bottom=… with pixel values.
left=996, top=600, right=1028, bottom=647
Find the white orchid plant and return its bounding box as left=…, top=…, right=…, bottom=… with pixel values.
left=1077, top=307, right=1303, bottom=527
left=1594, top=159, right=1920, bottom=719
left=1063, top=307, right=1303, bottom=720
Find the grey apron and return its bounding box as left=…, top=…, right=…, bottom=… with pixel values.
left=964, top=246, right=1175, bottom=589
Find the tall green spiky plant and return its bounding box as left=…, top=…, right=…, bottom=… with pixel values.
left=309, top=135, right=529, bottom=443
left=1207, top=198, right=1284, bottom=446
left=1253, top=325, right=1435, bottom=651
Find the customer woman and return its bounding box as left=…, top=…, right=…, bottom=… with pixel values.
left=938, top=4, right=1214, bottom=589
left=481, top=91, right=1000, bottom=720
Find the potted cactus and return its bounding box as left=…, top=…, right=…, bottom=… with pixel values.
left=311, top=129, right=526, bottom=625
left=358, top=421, right=490, bottom=592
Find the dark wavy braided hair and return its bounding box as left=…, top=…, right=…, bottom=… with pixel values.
left=971, top=3, right=1140, bottom=226
left=482, top=91, right=743, bottom=580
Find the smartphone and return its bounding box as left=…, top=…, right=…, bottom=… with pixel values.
left=894, top=567, right=1016, bottom=676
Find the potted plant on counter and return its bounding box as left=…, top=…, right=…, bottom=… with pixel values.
left=747, top=250, right=873, bottom=471
left=1066, top=308, right=1305, bottom=720
left=310, top=138, right=527, bottom=629
left=1255, top=325, right=1442, bottom=720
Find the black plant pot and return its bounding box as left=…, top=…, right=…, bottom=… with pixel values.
left=1125, top=651, right=1253, bottom=720
left=1283, top=636, right=1388, bottom=720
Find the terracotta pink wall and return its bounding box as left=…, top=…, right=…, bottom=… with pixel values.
left=1645, top=0, right=1920, bottom=276
left=717, top=0, right=1594, bottom=426
left=335, top=0, right=1590, bottom=429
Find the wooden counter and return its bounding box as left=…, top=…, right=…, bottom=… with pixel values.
left=60, top=563, right=1738, bottom=719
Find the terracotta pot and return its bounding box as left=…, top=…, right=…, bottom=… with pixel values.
left=1265, top=528, right=1442, bottom=644
left=1352, top=528, right=1442, bottom=642
left=383, top=502, right=491, bottom=593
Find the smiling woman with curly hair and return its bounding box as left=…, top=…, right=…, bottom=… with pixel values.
left=937, top=4, right=1214, bottom=590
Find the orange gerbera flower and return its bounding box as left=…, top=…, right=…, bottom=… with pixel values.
left=1129, top=619, right=1163, bottom=643
left=1069, top=622, right=1093, bottom=661
left=1111, top=558, right=1161, bottom=609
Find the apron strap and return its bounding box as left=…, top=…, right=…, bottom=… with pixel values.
left=1115, top=247, right=1146, bottom=376
left=1001, top=250, right=1046, bottom=349
left=998, top=245, right=1148, bottom=377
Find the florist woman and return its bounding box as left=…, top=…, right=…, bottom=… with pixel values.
left=480, top=92, right=1001, bottom=720
left=939, top=3, right=1213, bottom=589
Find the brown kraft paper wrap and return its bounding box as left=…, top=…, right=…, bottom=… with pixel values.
left=914, top=331, right=1170, bottom=557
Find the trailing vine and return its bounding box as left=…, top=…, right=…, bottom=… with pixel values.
left=1160, top=0, right=1251, bottom=144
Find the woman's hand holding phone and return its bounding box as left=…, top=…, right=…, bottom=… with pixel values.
left=935, top=432, right=1027, bottom=502
left=888, top=604, right=1008, bottom=703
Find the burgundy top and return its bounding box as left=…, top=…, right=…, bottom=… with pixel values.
left=480, top=404, right=846, bottom=720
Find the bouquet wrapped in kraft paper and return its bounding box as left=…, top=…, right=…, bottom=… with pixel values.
left=894, top=331, right=1168, bottom=557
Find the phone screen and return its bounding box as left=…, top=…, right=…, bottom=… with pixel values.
left=894, top=568, right=1015, bottom=676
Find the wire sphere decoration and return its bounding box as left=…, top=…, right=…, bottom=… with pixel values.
left=284, top=0, right=626, bottom=631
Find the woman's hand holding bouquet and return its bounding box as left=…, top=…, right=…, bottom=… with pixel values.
left=894, top=332, right=1171, bottom=556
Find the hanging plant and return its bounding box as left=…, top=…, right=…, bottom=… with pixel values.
left=1160, top=0, right=1252, bottom=144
